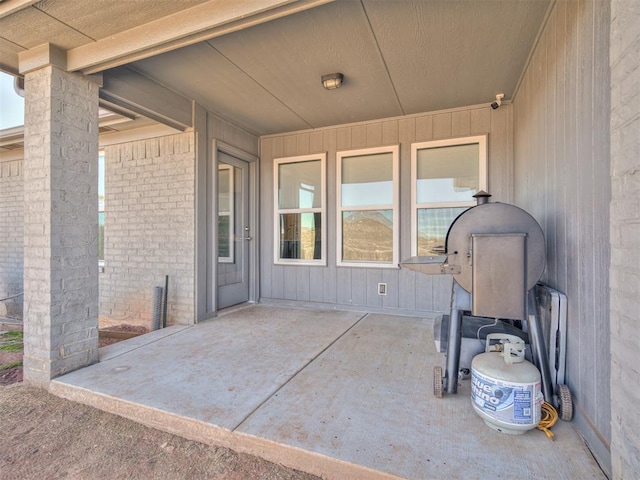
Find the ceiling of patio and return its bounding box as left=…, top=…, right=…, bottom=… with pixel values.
left=0, top=0, right=551, bottom=136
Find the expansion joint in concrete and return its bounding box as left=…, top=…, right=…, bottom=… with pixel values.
left=232, top=313, right=369, bottom=432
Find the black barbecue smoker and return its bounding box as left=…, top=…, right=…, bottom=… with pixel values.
left=401, top=191, right=572, bottom=420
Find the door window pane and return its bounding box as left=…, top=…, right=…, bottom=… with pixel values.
left=98, top=151, right=105, bottom=262
left=218, top=165, right=234, bottom=262
left=218, top=168, right=231, bottom=212
left=218, top=215, right=231, bottom=258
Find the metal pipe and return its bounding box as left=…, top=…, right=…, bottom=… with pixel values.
left=445, top=282, right=471, bottom=394
left=446, top=306, right=462, bottom=394
left=162, top=275, right=169, bottom=328
left=152, top=286, right=163, bottom=330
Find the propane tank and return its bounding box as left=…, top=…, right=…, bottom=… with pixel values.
left=471, top=334, right=543, bottom=434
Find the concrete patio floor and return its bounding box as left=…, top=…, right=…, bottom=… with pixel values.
left=50, top=305, right=605, bottom=480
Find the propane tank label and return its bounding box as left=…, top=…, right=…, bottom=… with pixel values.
left=471, top=369, right=541, bottom=425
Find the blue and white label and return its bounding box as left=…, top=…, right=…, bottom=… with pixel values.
left=471, top=369, right=541, bottom=426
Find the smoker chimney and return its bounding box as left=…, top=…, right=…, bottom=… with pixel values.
left=473, top=190, right=491, bottom=205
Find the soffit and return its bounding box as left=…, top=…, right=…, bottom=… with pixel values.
left=0, top=0, right=212, bottom=72
left=128, top=0, right=550, bottom=135
left=0, top=0, right=315, bottom=73
left=0, top=6, right=92, bottom=50
left=33, top=0, right=211, bottom=41
left=0, top=0, right=551, bottom=137
left=364, top=0, right=548, bottom=114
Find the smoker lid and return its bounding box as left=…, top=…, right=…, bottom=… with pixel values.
left=445, top=202, right=546, bottom=292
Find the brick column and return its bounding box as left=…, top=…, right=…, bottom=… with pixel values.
left=22, top=64, right=99, bottom=387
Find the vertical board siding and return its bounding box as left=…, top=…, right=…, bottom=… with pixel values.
left=259, top=137, right=274, bottom=300
left=593, top=0, right=611, bottom=447
left=576, top=0, right=596, bottom=427
left=488, top=107, right=513, bottom=201
left=309, top=268, right=324, bottom=303
left=432, top=113, right=452, bottom=139
left=452, top=110, right=471, bottom=137
left=260, top=103, right=511, bottom=315
left=398, top=117, right=416, bottom=259
left=513, top=0, right=610, bottom=473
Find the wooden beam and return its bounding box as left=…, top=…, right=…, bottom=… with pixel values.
left=18, top=43, right=66, bottom=74
left=100, top=66, right=193, bottom=131
left=67, top=0, right=334, bottom=74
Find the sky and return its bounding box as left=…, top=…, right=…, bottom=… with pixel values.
left=0, top=71, right=25, bottom=130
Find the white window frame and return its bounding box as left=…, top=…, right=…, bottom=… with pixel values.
left=336, top=145, right=400, bottom=268
left=410, top=135, right=488, bottom=256
left=273, top=153, right=327, bottom=266
left=98, top=150, right=105, bottom=268
left=218, top=163, right=234, bottom=263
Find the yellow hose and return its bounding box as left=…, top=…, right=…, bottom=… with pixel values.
left=537, top=402, right=558, bottom=438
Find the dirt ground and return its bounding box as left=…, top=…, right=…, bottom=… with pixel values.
left=0, top=384, right=322, bottom=480
left=0, top=326, right=144, bottom=386
left=0, top=328, right=321, bottom=480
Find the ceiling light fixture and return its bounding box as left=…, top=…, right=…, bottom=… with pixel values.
left=321, top=73, right=344, bottom=90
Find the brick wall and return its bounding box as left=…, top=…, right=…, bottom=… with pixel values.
left=100, top=133, right=196, bottom=327
left=22, top=65, right=99, bottom=386
left=610, top=2, right=640, bottom=478
left=0, top=159, right=23, bottom=319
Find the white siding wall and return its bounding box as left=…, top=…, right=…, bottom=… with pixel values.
left=513, top=0, right=611, bottom=473
left=260, top=105, right=512, bottom=315
left=0, top=159, right=23, bottom=319
left=610, top=1, right=640, bottom=478
left=100, top=133, right=196, bottom=326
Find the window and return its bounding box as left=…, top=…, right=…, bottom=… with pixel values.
left=98, top=150, right=105, bottom=264
left=411, top=135, right=487, bottom=256
left=337, top=145, right=399, bottom=267
left=218, top=164, right=234, bottom=262
left=274, top=154, right=326, bottom=265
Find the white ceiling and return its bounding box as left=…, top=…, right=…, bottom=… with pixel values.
left=0, top=0, right=551, bottom=137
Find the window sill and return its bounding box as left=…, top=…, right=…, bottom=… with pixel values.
left=336, top=262, right=400, bottom=269
left=274, top=260, right=327, bottom=267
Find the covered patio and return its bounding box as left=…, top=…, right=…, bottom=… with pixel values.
left=51, top=305, right=603, bottom=480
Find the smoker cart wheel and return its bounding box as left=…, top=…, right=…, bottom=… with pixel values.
left=433, top=366, right=443, bottom=398
left=558, top=384, right=573, bottom=421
